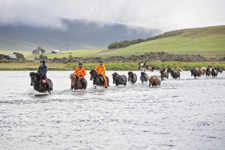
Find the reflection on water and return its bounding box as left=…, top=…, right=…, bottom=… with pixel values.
left=0, top=71, right=225, bottom=150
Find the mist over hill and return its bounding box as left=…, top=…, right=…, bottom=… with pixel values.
left=0, top=19, right=161, bottom=51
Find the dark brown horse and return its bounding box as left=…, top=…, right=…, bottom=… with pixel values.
left=212, top=68, right=218, bottom=78
left=112, top=72, right=127, bottom=86
left=166, top=67, right=172, bottom=73
left=128, top=72, right=137, bottom=84
left=206, top=67, right=211, bottom=76
left=171, top=70, right=180, bottom=79
left=90, top=70, right=109, bottom=87
left=30, top=72, right=53, bottom=93
left=70, top=73, right=87, bottom=90
left=140, top=72, right=149, bottom=84
left=149, top=75, right=161, bottom=87
left=160, top=69, right=168, bottom=80
left=215, top=67, right=223, bottom=73
left=191, top=68, right=201, bottom=78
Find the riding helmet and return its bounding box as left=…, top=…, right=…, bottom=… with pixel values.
left=99, top=60, right=103, bottom=63
left=79, top=62, right=83, bottom=65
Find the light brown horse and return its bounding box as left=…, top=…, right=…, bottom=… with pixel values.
left=138, top=61, right=147, bottom=71
left=177, top=68, right=183, bottom=72
left=138, top=61, right=147, bottom=68
left=149, top=75, right=161, bottom=87
left=148, top=66, right=157, bottom=72
left=200, top=67, right=206, bottom=75
left=70, top=73, right=87, bottom=90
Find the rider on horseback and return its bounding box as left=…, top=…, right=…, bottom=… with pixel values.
left=74, top=62, right=87, bottom=89
left=37, top=60, right=50, bottom=91
left=95, top=60, right=108, bottom=88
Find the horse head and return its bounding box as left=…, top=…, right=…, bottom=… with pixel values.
left=128, top=72, right=133, bottom=78
left=167, top=67, right=172, bottom=73
left=138, top=61, right=144, bottom=67
left=141, top=72, right=146, bottom=77
left=30, top=72, right=40, bottom=86
left=112, top=72, right=118, bottom=77
left=70, top=73, right=79, bottom=88
left=90, top=70, right=97, bottom=81
left=149, top=76, right=154, bottom=86
left=112, top=72, right=118, bottom=84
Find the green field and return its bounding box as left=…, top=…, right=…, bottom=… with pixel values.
left=97, top=25, right=225, bottom=57
left=24, top=49, right=105, bottom=60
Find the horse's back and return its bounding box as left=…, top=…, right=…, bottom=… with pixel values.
left=47, top=78, right=53, bottom=90
left=132, top=73, right=137, bottom=83
left=85, top=78, right=88, bottom=87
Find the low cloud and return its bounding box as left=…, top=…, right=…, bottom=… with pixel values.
left=0, top=0, right=224, bottom=31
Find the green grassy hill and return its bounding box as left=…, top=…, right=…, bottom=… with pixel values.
left=96, top=25, right=225, bottom=58
left=22, top=25, right=225, bottom=60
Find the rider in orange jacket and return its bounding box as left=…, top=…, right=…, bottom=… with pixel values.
left=95, top=60, right=108, bottom=88
left=74, top=62, right=86, bottom=89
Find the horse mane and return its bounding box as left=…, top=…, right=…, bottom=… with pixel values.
left=30, top=72, right=37, bottom=76
left=70, top=73, right=78, bottom=79
left=141, top=72, right=146, bottom=75
left=128, top=72, right=133, bottom=78
left=30, top=72, right=41, bottom=81
left=112, top=72, right=118, bottom=77
left=90, top=69, right=97, bottom=74
left=128, top=72, right=132, bottom=76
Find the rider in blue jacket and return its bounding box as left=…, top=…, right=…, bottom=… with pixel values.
left=37, top=60, right=49, bottom=91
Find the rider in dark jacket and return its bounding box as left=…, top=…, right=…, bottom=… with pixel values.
left=37, top=60, right=49, bottom=91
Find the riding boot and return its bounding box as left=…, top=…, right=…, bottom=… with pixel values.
left=81, top=78, right=86, bottom=89
left=79, top=78, right=85, bottom=89
left=82, top=82, right=86, bottom=89
left=46, top=83, right=50, bottom=92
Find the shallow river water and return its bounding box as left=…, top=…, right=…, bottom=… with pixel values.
left=0, top=71, right=225, bottom=150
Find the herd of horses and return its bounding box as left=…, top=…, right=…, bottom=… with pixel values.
left=29, top=62, right=223, bottom=93
left=138, top=61, right=223, bottom=79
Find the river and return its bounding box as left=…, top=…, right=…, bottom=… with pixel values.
left=0, top=71, right=225, bottom=150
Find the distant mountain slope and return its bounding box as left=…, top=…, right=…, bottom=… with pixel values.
left=0, top=19, right=161, bottom=51
left=98, top=25, right=225, bottom=58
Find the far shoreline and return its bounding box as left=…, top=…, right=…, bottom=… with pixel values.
left=0, top=61, right=224, bottom=71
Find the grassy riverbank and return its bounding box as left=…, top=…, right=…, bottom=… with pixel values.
left=0, top=61, right=225, bottom=71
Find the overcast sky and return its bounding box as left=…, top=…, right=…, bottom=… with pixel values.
left=0, top=0, right=224, bottom=31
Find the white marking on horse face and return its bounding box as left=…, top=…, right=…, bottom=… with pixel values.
left=140, top=63, right=144, bottom=67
